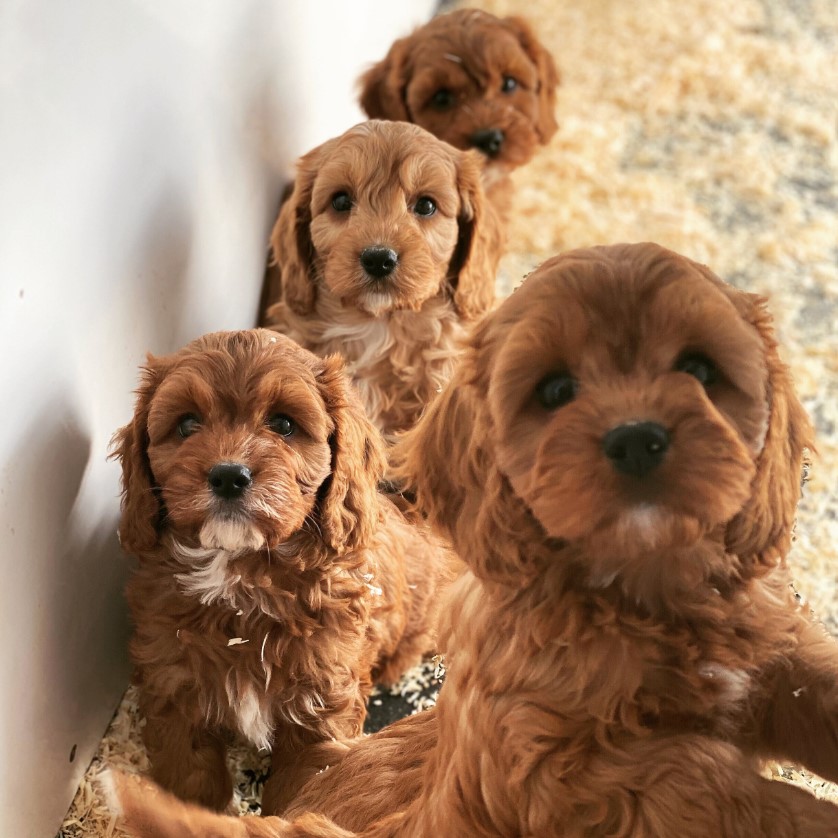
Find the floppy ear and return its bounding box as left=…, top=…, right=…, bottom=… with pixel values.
left=315, top=355, right=386, bottom=554
left=258, top=181, right=296, bottom=323
left=723, top=293, right=814, bottom=573
left=503, top=15, right=560, bottom=143
left=269, top=145, right=323, bottom=317
left=392, top=323, right=541, bottom=585
left=446, top=150, right=502, bottom=320
left=358, top=37, right=411, bottom=121
left=109, top=355, right=168, bottom=555
left=391, top=361, right=482, bottom=541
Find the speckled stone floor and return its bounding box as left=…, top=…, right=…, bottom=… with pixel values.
left=60, top=1, right=838, bottom=833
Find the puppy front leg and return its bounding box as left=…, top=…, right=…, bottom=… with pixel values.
left=142, top=701, right=232, bottom=811
left=755, top=620, right=838, bottom=783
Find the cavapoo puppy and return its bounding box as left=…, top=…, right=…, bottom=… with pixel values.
left=111, top=329, right=454, bottom=814
left=109, top=243, right=838, bottom=836
left=261, top=119, right=502, bottom=440
left=359, top=9, right=560, bottom=215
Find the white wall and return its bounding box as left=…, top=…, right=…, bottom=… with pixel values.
left=0, top=1, right=434, bottom=834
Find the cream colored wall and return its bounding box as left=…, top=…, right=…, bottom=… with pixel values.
left=0, top=1, right=434, bottom=834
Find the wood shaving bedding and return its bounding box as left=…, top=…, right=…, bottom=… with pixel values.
left=57, top=662, right=442, bottom=838
left=59, top=0, right=838, bottom=832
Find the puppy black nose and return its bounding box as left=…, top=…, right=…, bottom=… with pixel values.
left=360, top=246, right=399, bottom=279
left=470, top=128, right=505, bottom=156
left=602, top=423, right=670, bottom=478
left=208, top=463, right=252, bottom=499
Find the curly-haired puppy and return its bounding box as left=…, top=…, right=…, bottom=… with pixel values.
left=109, top=244, right=838, bottom=836
left=359, top=9, right=560, bottom=215
left=261, top=120, right=502, bottom=440
left=111, top=329, right=454, bottom=814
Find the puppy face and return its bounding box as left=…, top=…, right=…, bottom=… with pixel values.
left=271, top=121, right=501, bottom=318
left=272, top=121, right=499, bottom=320
left=113, top=330, right=384, bottom=559
left=309, top=123, right=459, bottom=316
left=489, top=249, right=769, bottom=568
left=146, top=340, right=331, bottom=553
left=360, top=11, right=559, bottom=170
left=399, top=243, right=811, bottom=589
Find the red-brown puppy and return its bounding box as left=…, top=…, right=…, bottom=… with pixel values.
left=359, top=9, right=560, bottom=215
left=111, top=329, right=453, bottom=814
left=110, top=244, right=838, bottom=836
left=261, top=120, right=501, bottom=441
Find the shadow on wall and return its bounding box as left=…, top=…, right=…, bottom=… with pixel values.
left=123, top=181, right=197, bottom=353
left=0, top=395, right=130, bottom=821
left=94, top=97, right=199, bottom=355
left=0, top=2, right=436, bottom=835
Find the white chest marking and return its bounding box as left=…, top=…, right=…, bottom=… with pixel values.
left=226, top=679, right=274, bottom=751
left=698, top=662, right=751, bottom=707
left=171, top=541, right=241, bottom=608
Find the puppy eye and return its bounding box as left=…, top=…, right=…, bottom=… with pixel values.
left=675, top=353, right=717, bottom=387
left=331, top=191, right=352, bottom=212
left=267, top=413, right=296, bottom=437
left=501, top=76, right=518, bottom=93
left=413, top=196, right=437, bottom=217
left=430, top=89, right=454, bottom=110
left=177, top=414, right=201, bottom=439
left=535, top=373, right=578, bottom=410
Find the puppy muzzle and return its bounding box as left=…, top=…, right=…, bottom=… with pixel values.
left=360, top=246, right=399, bottom=280
left=602, top=422, right=670, bottom=478
left=470, top=128, right=505, bottom=157
left=207, top=462, right=252, bottom=500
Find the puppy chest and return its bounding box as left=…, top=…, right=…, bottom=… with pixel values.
left=180, top=638, right=356, bottom=750
left=223, top=675, right=337, bottom=751
left=634, top=641, right=754, bottom=731
left=171, top=616, right=347, bottom=725
left=556, top=619, right=756, bottom=734
left=225, top=679, right=274, bottom=751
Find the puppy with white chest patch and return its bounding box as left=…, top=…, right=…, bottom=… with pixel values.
left=111, top=329, right=455, bottom=814
left=262, top=120, right=502, bottom=441
left=108, top=244, right=838, bottom=837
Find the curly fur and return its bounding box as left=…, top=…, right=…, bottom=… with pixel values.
left=110, top=329, right=455, bottom=814
left=358, top=9, right=560, bottom=217
left=111, top=244, right=838, bottom=835
left=261, top=120, right=502, bottom=440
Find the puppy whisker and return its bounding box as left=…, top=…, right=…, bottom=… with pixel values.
left=110, top=245, right=834, bottom=837
left=262, top=120, right=502, bottom=439
left=354, top=8, right=560, bottom=219
left=304, top=513, right=323, bottom=540
left=111, top=328, right=455, bottom=814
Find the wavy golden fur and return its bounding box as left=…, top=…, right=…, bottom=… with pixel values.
left=359, top=9, right=559, bottom=216
left=261, top=120, right=502, bottom=440
left=110, top=244, right=838, bottom=836
left=110, top=329, right=454, bottom=814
